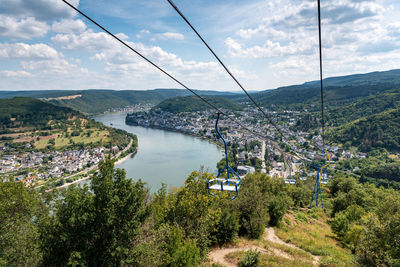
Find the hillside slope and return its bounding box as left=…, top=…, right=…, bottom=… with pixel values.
left=0, top=89, right=237, bottom=114
left=326, top=88, right=400, bottom=126
left=0, top=97, right=134, bottom=151
left=0, top=97, right=78, bottom=129
left=247, top=69, right=400, bottom=109
left=152, top=95, right=243, bottom=113
left=328, top=108, right=400, bottom=152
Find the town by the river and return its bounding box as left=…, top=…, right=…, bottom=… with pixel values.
left=94, top=112, right=223, bottom=192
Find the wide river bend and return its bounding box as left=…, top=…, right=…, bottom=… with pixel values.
left=93, top=112, right=222, bottom=192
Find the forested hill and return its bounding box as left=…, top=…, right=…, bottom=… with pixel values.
left=326, top=88, right=400, bottom=126
left=246, top=69, right=400, bottom=109
left=0, top=97, right=78, bottom=129
left=0, top=89, right=236, bottom=115
left=328, top=108, right=400, bottom=152
left=0, top=97, right=134, bottom=152
left=151, top=95, right=242, bottom=113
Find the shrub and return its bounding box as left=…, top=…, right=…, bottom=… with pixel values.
left=239, top=249, right=260, bottom=267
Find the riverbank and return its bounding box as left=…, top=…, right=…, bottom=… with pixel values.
left=115, top=149, right=137, bottom=165
left=125, top=122, right=224, bottom=150
left=94, top=112, right=223, bottom=192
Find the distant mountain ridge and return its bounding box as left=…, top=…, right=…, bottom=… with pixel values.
left=247, top=69, right=400, bottom=109
left=152, top=95, right=242, bottom=113
left=0, top=89, right=236, bottom=114
left=304, top=69, right=400, bottom=87
left=2, top=69, right=400, bottom=114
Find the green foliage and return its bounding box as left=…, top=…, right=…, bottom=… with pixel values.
left=39, top=158, right=149, bottom=266
left=326, top=88, right=400, bottom=126
left=329, top=174, right=400, bottom=266
left=336, top=155, right=400, bottom=189
left=268, top=194, right=292, bottom=226
left=213, top=209, right=240, bottom=245
left=163, top=226, right=200, bottom=267
left=239, top=249, right=260, bottom=267
left=217, top=152, right=238, bottom=173
left=153, top=95, right=243, bottom=113
left=40, top=89, right=234, bottom=114
left=0, top=180, right=44, bottom=266
left=0, top=97, right=78, bottom=129
left=328, top=108, right=400, bottom=152
left=249, top=78, right=399, bottom=111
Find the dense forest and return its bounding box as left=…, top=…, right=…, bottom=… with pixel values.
left=326, top=88, right=400, bottom=126
left=1, top=158, right=399, bottom=266
left=328, top=108, right=400, bottom=152
left=246, top=69, right=400, bottom=110
left=0, top=97, right=78, bottom=129
left=152, top=95, right=243, bottom=113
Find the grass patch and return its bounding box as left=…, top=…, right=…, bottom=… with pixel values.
left=262, top=240, right=313, bottom=260
left=225, top=251, right=312, bottom=267
left=232, top=237, right=314, bottom=266
left=33, top=130, right=110, bottom=150
left=275, top=209, right=356, bottom=266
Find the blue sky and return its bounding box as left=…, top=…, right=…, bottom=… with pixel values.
left=1, top=0, right=400, bottom=91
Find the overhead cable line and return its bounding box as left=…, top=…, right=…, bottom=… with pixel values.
left=317, top=0, right=326, bottom=152
left=166, top=0, right=285, bottom=139
left=166, top=0, right=314, bottom=166
left=61, top=0, right=269, bottom=142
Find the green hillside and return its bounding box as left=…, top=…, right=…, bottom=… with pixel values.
left=243, top=69, right=400, bottom=110
left=305, top=69, right=400, bottom=87
left=326, top=88, right=400, bottom=126
left=251, top=83, right=399, bottom=110
left=152, top=95, right=243, bottom=113
left=328, top=108, right=400, bottom=152
left=0, top=97, right=134, bottom=152
left=0, top=97, right=78, bottom=129
left=0, top=89, right=236, bottom=115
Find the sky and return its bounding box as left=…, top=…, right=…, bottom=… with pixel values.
left=0, top=0, right=400, bottom=91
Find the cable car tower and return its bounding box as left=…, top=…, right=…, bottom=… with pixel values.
left=309, top=150, right=331, bottom=208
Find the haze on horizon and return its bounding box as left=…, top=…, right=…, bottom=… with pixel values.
left=1, top=0, right=400, bottom=92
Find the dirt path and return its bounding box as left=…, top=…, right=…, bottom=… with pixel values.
left=264, top=227, right=320, bottom=266
left=208, top=246, right=268, bottom=267
left=208, top=227, right=320, bottom=267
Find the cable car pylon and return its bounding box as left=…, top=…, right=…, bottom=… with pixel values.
left=309, top=150, right=331, bottom=208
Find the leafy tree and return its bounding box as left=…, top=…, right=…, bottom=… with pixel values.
left=0, top=180, right=44, bottom=266
left=234, top=173, right=271, bottom=238
left=39, top=158, right=149, bottom=266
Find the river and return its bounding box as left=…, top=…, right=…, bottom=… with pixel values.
left=93, top=112, right=222, bottom=192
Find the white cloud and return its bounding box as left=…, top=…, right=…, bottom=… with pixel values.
left=156, top=32, right=184, bottom=41
left=0, top=15, right=49, bottom=39
left=0, top=70, right=32, bottom=77
left=0, top=43, right=59, bottom=59
left=136, top=29, right=150, bottom=39
left=0, top=0, right=80, bottom=21
left=0, top=42, right=88, bottom=77
left=225, top=37, right=315, bottom=59
left=52, top=19, right=86, bottom=33
left=0, top=41, right=94, bottom=90
left=220, top=0, right=400, bottom=89
left=51, top=29, right=128, bottom=51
